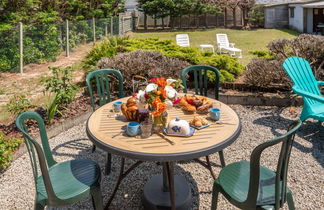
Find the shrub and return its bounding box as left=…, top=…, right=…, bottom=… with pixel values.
left=0, top=131, right=23, bottom=171
left=6, top=95, right=35, bottom=115
left=86, top=38, right=244, bottom=83
left=245, top=59, right=290, bottom=87
left=97, top=50, right=190, bottom=92
left=245, top=34, right=324, bottom=86
left=249, top=50, right=273, bottom=59
left=41, top=66, right=78, bottom=124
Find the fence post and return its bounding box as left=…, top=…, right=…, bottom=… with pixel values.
left=92, top=17, right=96, bottom=42
left=105, top=22, right=108, bottom=36
left=121, top=16, right=124, bottom=34
left=111, top=17, right=114, bottom=35
left=66, top=20, right=69, bottom=57
left=18, top=22, right=23, bottom=74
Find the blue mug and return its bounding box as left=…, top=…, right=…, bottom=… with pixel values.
left=126, top=122, right=140, bottom=137
left=113, top=101, right=123, bottom=112
left=209, top=108, right=220, bottom=121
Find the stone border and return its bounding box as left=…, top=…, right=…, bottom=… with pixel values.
left=11, top=92, right=303, bottom=161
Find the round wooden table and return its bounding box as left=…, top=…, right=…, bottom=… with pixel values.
left=86, top=96, right=241, bottom=210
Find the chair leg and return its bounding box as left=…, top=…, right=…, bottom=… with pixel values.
left=34, top=201, right=44, bottom=210
left=286, top=190, right=295, bottom=210
left=218, top=150, right=226, bottom=168
left=92, top=144, right=96, bottom=153
left=211, top=181, right=220, bottom=210
left=105, top=153, right=112, bottom=175
left=91, top=187, right=104, bottom=210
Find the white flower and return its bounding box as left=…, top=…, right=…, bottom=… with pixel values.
left=165, top=99, right=173, bottom=109
left=165, top=85, right=177, bottom=99
left=137, top=90, right=146, bottom=104
left=145, top=83, right=158, bottom=93
left=166, top=79, right=177, bottom=86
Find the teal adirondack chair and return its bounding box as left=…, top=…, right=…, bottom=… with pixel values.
left=86, top=69, right=124, bottom=175
left=16, top=111, right=103, bottom=210
left=282, top=57, right=324, bottom=122
left=211, top=120, right=302, bottom=210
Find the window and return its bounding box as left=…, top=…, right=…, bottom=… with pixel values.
left=289, top=7, right=295, bottom=18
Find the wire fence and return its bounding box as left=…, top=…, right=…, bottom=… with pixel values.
left=0, top=15, right=133, bottom=73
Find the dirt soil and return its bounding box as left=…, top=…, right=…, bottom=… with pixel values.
left=0, top=43, right=93, bottom=106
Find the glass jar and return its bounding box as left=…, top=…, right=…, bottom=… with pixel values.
left=152, top=111, right=168, bottom=133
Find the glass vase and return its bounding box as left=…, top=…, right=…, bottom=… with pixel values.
left=152, top=111, right=168, bottom=133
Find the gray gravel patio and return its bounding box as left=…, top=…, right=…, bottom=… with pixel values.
left=0, top=105, right=323, bottom=210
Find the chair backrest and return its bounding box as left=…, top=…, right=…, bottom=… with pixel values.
left=216, top=34, right=230, bottom=48
left=282, top=57, right=321, bottom=106
left=16, top=111, right=60, bottom=202
left=245, top=120, right=302, bottom=209
left=86, top=69, right=124, bottom=111
left=181, top=65, right=220, bottom=100
left=176, top=34, right=190, bottom=47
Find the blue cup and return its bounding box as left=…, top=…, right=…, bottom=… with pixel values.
left=126, top=122, right=140, bottom=137
left=209, top=108, right=220, bottom=121
left=113, top=101, right=123, bottom=112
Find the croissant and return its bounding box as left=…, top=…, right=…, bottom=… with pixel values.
left=121, top=97, right=139, bottom=121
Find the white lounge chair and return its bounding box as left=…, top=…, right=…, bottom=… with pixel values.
left=176, top=34, right=190, bottom=47
left=216, top=34, right=242, bottom=58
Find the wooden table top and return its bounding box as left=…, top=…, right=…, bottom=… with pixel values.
left=86, top=96, right=241, bottom=161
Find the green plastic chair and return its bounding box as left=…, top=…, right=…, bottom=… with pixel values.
left=86, top=69, right=124, bottom=175
left=181, top=65, right=225, bottom=167
left=282, top=57, right=324, bottom=122
left=211, top=120, right=302, bottom=210
left=15, top=111, right=103, bottom=210
left=86, top=69, right=124, bottom=111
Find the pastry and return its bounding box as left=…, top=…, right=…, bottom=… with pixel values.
left=121, top=97, right=139, bottom=121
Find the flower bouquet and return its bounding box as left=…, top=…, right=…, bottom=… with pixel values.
left=137, top=77, right=182, bottom=131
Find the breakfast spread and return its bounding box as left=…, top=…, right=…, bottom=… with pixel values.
left=179, top=94, right=212, bottom=113
left=121, top=97, right=139, bottom=121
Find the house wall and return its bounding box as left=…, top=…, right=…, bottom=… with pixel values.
left=306, top=8, right=313, bottom=33
left=264, top=5, right=289, bottom=28
left=288, top=4, right=304, bottom=32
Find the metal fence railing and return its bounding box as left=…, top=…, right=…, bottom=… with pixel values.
left=0, top=15, right=134, bottom=73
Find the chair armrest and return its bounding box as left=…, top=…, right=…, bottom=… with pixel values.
left=229, top=43, right=235, bottom=48
left=317, top=81, right=324, bottom=86
left=292, top=87, right=324, bottom=103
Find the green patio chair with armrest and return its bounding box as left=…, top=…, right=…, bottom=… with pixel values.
left=181, top=65, right=225, bottom=170
left=86, top=69, right=124, bottom=175
left=211, top=119, right=302, bottom=210
left=282, top=57, right=324, bottom=122
left=16, top=111, right=103, bottom=210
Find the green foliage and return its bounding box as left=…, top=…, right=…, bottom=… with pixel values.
left=249, top=50, right=273, bottom=59
left=84, top=36, right=129, bottom=68
left=0, top=131, right=23, bottom=171
left=248, top=5, right=265, bottom=27
left=41, top=66, right=78, bottom=123
left=6, top=95, right=35, bottom=115
left=86, top=38, right=244, bottom=82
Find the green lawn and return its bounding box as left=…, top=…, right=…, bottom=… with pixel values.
left=130, top=28, right=298, bottom=66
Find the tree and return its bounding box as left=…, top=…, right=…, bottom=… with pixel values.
left=238, top=0, right=255, bottom=26
left=227, top=0, right=240, bottom=27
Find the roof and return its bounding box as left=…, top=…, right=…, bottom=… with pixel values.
left=265, top=0, right=320, bottom=7
left=303, top=1, right=324, bottom=8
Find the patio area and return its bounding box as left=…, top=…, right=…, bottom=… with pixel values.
left=1, top=105, right=322, bottom=210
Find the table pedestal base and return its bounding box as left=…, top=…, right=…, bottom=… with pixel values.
left=142, top=175, right=191, bottom=210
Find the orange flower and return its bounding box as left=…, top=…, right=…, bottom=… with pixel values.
left=156, top=77, right=167, bottom=88
left=152, top=97, right=167, bottom=116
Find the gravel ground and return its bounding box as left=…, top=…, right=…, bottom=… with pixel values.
left=0, top=105, right=323, bottom=210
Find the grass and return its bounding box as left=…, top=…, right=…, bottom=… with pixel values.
left=130, top=28, right=298, bottom=66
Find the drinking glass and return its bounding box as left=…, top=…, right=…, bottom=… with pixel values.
left=140, top=121, right=152, bottom=138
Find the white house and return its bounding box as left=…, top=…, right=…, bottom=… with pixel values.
left=264, top=0, right=324, bottom=34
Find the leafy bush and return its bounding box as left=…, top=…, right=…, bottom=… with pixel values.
left=245, top=34, right=324, bottom=87
left=0, top=131, right=23, bottom=171
left=86, top=38, right=244, bottom=82
left=249, top=50, right=273, bottom=59
left=6, top=95, right=35, bottom=115
left=41, top=66, right=78, bottom=124
left=97, top=50, right=190, bottom=92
